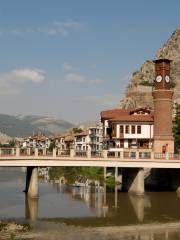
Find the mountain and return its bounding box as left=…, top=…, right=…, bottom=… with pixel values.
left=76, top=121, right=98, bottom=130
left=0, top=114, right=75, bottom=137
left=120, top=27, right=180, bottom=109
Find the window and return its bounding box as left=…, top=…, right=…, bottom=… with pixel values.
left=125, top=125, right=129, bottom=134
left=120, top=125, right=124, bottom=134
left=111, top=124, right=116, bottom=137
left=137, top=125, right=141, bottom=134
left=120, top=140, right=124, bottom=148
left=131, top=125, right=136, bottom=134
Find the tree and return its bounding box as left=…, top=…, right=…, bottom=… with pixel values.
left=72, top=128, right=83, bottom=134
left=9, top=139, right=17, bottom=147
left=173, top=104, right=180, bottom=153
left=48, top=141, right=56, bottom=152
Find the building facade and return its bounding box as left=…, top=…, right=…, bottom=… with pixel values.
left=22, top=134, right=53, bottom=149
left=74, top=124, right=103, bottom=152
left=101, top=108, right=154, bottom=151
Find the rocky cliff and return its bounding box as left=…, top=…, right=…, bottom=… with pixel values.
left=120, top=27, right=180, bottom=109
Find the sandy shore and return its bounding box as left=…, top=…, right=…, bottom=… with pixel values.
left=1, top=221, right=180, bottom=240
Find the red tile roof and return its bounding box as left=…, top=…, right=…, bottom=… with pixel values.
left=74, top=131, right=88, bottom=137
left=101, top=108, right=154, bottom=122
left=101, top=108, right=129, bottom=120
left=110, top=115, right=154, bottom=122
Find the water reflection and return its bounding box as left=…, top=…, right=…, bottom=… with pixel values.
left=129, top=195, right=145, bottom=222
left=25, top=196, right=38, bottom=220
left=48, top=182, right=180, bottom=227
left=23, top=183, right=180, bottom=239
left=2, top=168, right=180, bottom=239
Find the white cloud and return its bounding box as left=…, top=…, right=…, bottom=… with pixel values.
left=0, top=68, right=45, bottom=95
left=65, top=73, right=104, bottom=85
left=47, top=20, right=82, bottom=36
left=62, top=62, right=73, bottom=70
left=10, top=29, right=21, bottom=36
left=11, top=69, right=45, bottom=83
left=54, top=20, right=81, bottom=31
left=0, top=20, right=82, bottom=38
left=83, top=94, right=120, bottom=107
left=47, top=28, right=68, bottom=37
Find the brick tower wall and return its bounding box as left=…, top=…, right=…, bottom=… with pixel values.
left=153, top=90, right=174, bottom=153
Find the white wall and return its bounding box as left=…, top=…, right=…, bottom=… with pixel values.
left=116, top=124, right=153, bottom=139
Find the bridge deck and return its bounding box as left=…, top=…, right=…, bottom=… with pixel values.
left=0, top=148, right=180, bottom=168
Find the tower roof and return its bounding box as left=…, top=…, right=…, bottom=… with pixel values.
left=153, top=58, right=172, bottom=63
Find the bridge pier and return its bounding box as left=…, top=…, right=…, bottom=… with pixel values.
left=25, top=167, right=39, bottom=198
left=122, top=168, right=144, bottom=195
left=115, top=167, right=122, bottom=184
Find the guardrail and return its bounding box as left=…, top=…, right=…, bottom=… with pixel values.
left=0, top=147, right=179, bottom=160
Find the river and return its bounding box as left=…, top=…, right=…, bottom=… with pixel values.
left=1, top=167, right=180, bottom=239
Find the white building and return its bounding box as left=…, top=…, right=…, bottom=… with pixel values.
left=101, top=108, right=154, bottom=151
left=74, top=124, right=103, bottom=153
left=22, top=134, right=52, bottom=149
left=54, top=133, right=74, bottom=152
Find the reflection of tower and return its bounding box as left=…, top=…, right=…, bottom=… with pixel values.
left=152, top=59, right=174, bottom=153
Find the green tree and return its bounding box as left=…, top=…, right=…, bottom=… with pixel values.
left=173, top=104, right=180, bottom=153
left=49, top=166, right=104, bottom=184
left=48, top=141, right=56, bottom=152
left=72, top=128, right=83, bottom=134
left=9, top=139, right=17, bottom=147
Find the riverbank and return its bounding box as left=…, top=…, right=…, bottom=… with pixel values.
left=2, top=220, right=180, bottom=240
left=0, top=221, right=38, bottom=240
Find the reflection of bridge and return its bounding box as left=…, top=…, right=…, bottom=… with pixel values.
left=25, top=184, right=180, bottom=240
left=1, top=147, right=180, bottom=197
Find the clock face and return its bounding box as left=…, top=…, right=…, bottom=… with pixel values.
left=156, top=75, right=162, bottom=83
left=165, top=75, right=170, bottom=83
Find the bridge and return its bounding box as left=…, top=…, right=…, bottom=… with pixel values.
left=1, top=147, right=180, bottom=198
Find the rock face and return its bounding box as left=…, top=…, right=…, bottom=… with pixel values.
left=120, top=27, right=180, bottom=109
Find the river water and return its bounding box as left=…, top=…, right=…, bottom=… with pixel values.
left=1, top=168, right=180, bottom=239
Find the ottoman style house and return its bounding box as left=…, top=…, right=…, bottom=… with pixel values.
left=101, top=107, right=154, bottom=151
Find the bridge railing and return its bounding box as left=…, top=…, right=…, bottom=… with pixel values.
left=0, top=147, right=180, bottom=160
left=0, top=148, right=16, bottom=156
left=57, top=150, right=70, bottom=157
left=106, top=150, right=152, bottom=160
left=91, top=151, right=103, bottom=158
left=75, top=150, right=87, bottom=157
left=169, top=153, right=180, bottom=160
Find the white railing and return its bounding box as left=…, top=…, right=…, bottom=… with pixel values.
left=0, top=147, right=179, bottom=160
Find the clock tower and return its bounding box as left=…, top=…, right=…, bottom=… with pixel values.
left=152, top=59, right=174, bottom=153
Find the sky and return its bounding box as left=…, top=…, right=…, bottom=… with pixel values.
left=0, top=0, right=179, bottom=124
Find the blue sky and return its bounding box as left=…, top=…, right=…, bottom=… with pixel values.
left=0, top=0, right=179, bottom=123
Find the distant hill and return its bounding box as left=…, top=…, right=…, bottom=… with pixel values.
left=76, top=121, right=98, bottom=130
left=0, top=114, right=75, bottom=137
